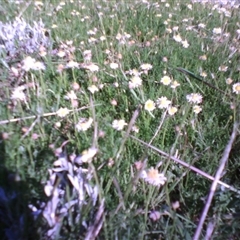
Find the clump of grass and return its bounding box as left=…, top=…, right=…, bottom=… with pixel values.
left=0, top=0, right=240, bottom=239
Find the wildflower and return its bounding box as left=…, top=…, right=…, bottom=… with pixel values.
left=116, top=32, right=131, bottom=44
left=51, top=24, right=58, bottom=29
left=168, top=106, right=178, bottom=116
left=111, top=99, right=117, bottom=106
left=81, top=63, right=99, bottom=72
left=134, top=160, right=145, bottom=170
left=71, top=10, right=80, bottom=16
left=64, top=90, right=77, bottom=100
left=156, top=97, right=171, bottom=109
left=108, top=158, right=114, bottom=167
left=140, top=167, right=167, bottom=186
left=57, top=64, right=64, bottom=73
left=132, top=125, right=139, bottom=133
left=88, top=85, right=99, bottom=94
left=117, top=53, right=122, bottom=59
left=213, top=28, right=222, bottom=34
left=33, top=61, right=45, bottom=71
left=116, top=33, right=123, bottom=41
left=76, top=117, right=93, bottom=131
left=92, top=75, right=99, bottom=83
left=144, top=99, right=156, bottom=112
left=160, top=75, right=171, bottom=85
left=88, top=37, right=97, bottom=43
left=199, top=55, right=207, bottom=61
left=66, top=60, right=79, bottom=68
left=140, top=63, right=152, bottom=71
left=75, top=147, right=98, bottom=163
left=83, top=50, right=92, bottom=61
left=186, top=26, right=194, bottom=31
left=71, top=100, right=79, bottom=108
left=66, top=40, right=73, bottom=45
left=35, top=1, right=43, bottom=7
left=113, top=82, right=119, bottom=88
left=109, top=62, right=119, bottom=69
left=55, top=122, right=61, bottom=128
left=11, top=67, right=19, bottom=77
left=32, top=133, right=40, bottom=140
left=187, top=4, right=192, bottom=10
left=127, top=69, right=141, bottom=76
left=98, top=130, right=105, bottom=138
left=57, top=50, right=66, bottom=57
left=129, top=76, right=142, bottom=89
left=172, top=201, right=180, bottom=210
left=226, top=78, right=233, bottom=85
left=232, top=83, right=240, bottom=94
left=112, top=119, right=127, bottom=131
left=44, top=184, right=53, bottom=197
left=218, top=65, right=228, bottom=72
left=162, top=57, right=168, bottom=62
left=100, top=36, right=106, bottom=41
left=171, top=80, right=180, bottom=89
left=149, top=211, right=161, bottom=221
left=200, top=71, right=207, bottom=78
left=1, top=132, right=9, bottom=140
left=72, top=82, right=80, bottom=90
left=87, top=29, right=97, bottom=35
left=11, top=86, right=26, bottom=101
left=186, top=93, right=203, bottom=104
left=87, top=63, right=99, bottom=72
left=166, top=28, right=172, bottom=33
left=198, top=23, right=206, bottom=29
left=173, top=34, right=182, bottom=42
left=56, top=107, right=70, bottom=117
left=22, top=56, right=36, bottom=71
left=181, top=40, right=189, bottom=48
left=39, top=46, right=47, bottom=56
left=193, top=105, right=202, bottom=114
left=105, top=49, right=111, bottom=54
left=172, top=26, right=179, bottom=32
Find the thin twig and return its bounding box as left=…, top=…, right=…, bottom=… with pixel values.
left=0, top=113, right=54, bottom=124
left=205, top=219, right=216, bottom=240
left=0, top=105, right=101, bottom=125
left=113, top=177, right=125, bottom=214
left=17, top=1, right=32, bottom=18
left=176, top=67, right=232, bottom=98
left=89, top=96, right=98, bottom=149
left=149, top=109, right=167, bottom=145
left=115, top=105, right=141, bottom=161
left=130, top=135, right=240, bottom=194
left=193, top=122, right=239, bottom=240
left=20, top=115, right=41, bottom=140
left=111, top=105, right=142, bottom=213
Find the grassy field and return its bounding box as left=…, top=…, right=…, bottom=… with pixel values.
left=0, top=0, right=240, bottom=239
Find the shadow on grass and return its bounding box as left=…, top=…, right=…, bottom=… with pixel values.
left=0, top=134, right=46, bottom=240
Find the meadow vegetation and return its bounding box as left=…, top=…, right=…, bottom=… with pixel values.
left=0, top=0, right=240, bottom=239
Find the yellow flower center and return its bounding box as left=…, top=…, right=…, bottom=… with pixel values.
left=147, top=169, right=159, bottom=179
left=235, top=85, right=240, bottom=92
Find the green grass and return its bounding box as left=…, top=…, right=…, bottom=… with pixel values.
left=0, top=0, right=240, bottom=239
